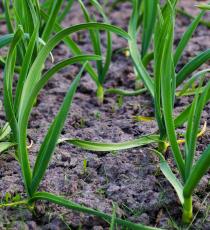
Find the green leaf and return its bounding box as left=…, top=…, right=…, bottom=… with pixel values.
left=183, top=145, right=210, bottom=198
left=176, top=7, right=210, bottom=29
left=0, top=34, right=14, bottom=49
left=160, top=160, right=184, bottom=204
left=105, top=88, right=147, bottom=96
left=174, top=84, right=210, bottom=128
left=58, top=135, right=160, bottom=152
left=90, top=0, right=112, bottom=83
left=174, top=11, right=205, bottom=66
left=185, top=82, right=210, bottom=179
left=128, top=0, right=154, bottom=98
left=158, top=4, right=185, bottom=180
left=176, top=49, right=210, bottom=86
left=41, top=0, right=64, bottom=41
left=3, top=27, right=23, bottom=141
left=79, top=0, right=112, bottom=85
left=28, top=192, right=162, bottom=230
left=177, top=68, right=210, bottom=97
left=14, top=25, right=39, bottom=114
left=110, top=203, right=116, bottom=230
left=142, top=0, right=157, bottom=57
left=78, top=0, right=103, bottom=80
left=150, top=149, right=184, bottom=205
left=30, top=66, right=83, bottom=195
left=13, top=0, right=37, bottom=35
left=3, top=0, right=14, bottom=33
left=0, top=142, right=15, bottom=153
left=174, top=105, right=191, bottom=128
left=154, top=4, right=168, bottom=138
left=197, top=4, right=210, bottom=11
left=57, top=0, right=74, bottom=23
left=0, top=33, right=48, bottom=50
left=0, top=123, right=11, bottom=141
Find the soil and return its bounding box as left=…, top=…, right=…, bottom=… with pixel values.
left=0, top=1, right=210, bottom=229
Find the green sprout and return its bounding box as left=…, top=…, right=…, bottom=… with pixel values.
left=68, top=0, right=210, bottom=225
left=0, top=1, right=161, bottom=228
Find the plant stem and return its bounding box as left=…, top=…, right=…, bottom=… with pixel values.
left=182, top=196, right=193, bottom=224
left=96, top=84, right=104, bottom=104
left=158, top=134, right=168, bottom=154
left=158, top=141, right=168, bottom=154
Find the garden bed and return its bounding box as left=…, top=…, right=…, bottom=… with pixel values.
left=0, top=1, right=210, bottom=229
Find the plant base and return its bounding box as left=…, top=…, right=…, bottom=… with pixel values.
left=182, top=197, right=193, bottom=224
left=96, top=85, right=104, bottom=104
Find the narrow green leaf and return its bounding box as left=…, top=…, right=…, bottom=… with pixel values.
left=90, top=0, right=112, bottom=83
left=174, top=106, right=191, bottom=128
left=129, top=39, right=154, bottom=98
left=14, top=25, right=39, bottom=114
left=28, top=192, right=162, bottom=230
left=183, top=145, right=210, bottom=198
left=128, top=0, right=154, bottom=98
left=0, top=34, right=14, bottom=48
left=185, top=82, right=210, bottom=179
left=58, top=135, right=160, bottom=152
left=174, top=11, right=205, bottom=66
left=160, top=160, right=184, bottom=205
left=57, top=0, right=74, bottom=23
left=0, top=142, right=15, bottom=153
left=78, top=0, right=103, bottom=80
left=197, top=4, right=210, bottom=11
left=3, top=0, right=14, bottom=33
left=154, top=4, right=168, bottom=138
left=110, top=203, right=116, bottom=230
left=101, top=31, right=112, bottom=83
left=3, top=28, right=32, bottom=196
left=41, top=0, right=64, bottom=41
left=3, top=27, right=23, bottom=140
left=159, top=5, right=185, bottom=179
left=176, top=49, right=210, bottom=86
left=105, top=88, right=147, bottom=96
left=174, top=85, right=210, bottom=128
left=178, top=69, right=210, bottom=97
left=24, top=0, right=39, bottom=35
left=176, top=7, right=210, bottom=28
left=0, top=123, right=11, bottom=141
left=30, top=67, right=83, bottom=195
left=142, top=0, right=157, bottom=57
left=150, top=149, right=184, bottom=205
left=0, top=33, right=48, bottom=50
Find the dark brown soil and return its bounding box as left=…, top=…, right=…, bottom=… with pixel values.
left=0, top=1, right=210, bottom=229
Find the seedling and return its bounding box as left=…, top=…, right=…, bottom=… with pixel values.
left=94, top=110, right=101, bottom=120
left=78, top=0, right=112, bottom=103
left=83, top=159, right=87, bottom=174
left=68, top=0, right=210, bottom=225
left=0, top=1, right=161, bottom=226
